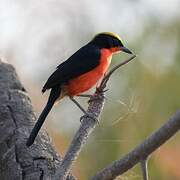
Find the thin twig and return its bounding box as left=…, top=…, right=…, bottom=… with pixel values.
left=99, top=54, right=136, bottom=90
left=53, top=55, right=136, bottom=180
left=91, top=111, right=180, bottom=180
left=140, top=158, right=149, bottom=180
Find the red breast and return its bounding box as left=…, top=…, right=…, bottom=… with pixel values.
left=67, top=48, right=112, bottom=96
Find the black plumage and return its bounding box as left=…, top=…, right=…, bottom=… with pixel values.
left=42, top=43, right=101, bottom=93
left=26, top=32, right=129, bottom=147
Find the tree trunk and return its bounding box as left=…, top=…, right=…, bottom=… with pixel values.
left=0, top=59, right=74, bottom=180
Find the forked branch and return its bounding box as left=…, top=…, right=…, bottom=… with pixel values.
left=53, top=55, right=136, bottom=179
left=91, top=111, right=180, bottom=180
left=99, top=55, right=136, bottom=90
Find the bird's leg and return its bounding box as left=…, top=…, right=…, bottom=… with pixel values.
left=77, top=94, right=93, bottom=98
left=77, top=94, right=103, bottom=104
left=69, top=96, right=87, bottom=114
left=69, top=96, right=98, bottom=122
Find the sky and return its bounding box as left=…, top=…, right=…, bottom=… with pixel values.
left=0, top=0, right=179, bottom=130
left=0, top=0, right=179, bottom=77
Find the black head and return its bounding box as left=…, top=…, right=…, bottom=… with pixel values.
left=91, top=32, right=132, bottom=54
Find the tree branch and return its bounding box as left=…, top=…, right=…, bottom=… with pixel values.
left=54, top=55, right=136, bottom=179
left=2, top=56, right=179, bottom=180
left=91, top=110, right=180, bottom=180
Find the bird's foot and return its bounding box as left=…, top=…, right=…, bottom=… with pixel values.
left=88, top=95, right=102, bottom=103
left=88, top=90, right=107, bottom=103
left=96, top=86, right=109, bottom=94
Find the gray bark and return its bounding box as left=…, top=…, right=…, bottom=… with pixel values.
left=0, top=59, right=74, bottom=180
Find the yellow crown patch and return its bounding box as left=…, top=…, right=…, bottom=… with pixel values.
left=94, top=32, right=122, bottom=42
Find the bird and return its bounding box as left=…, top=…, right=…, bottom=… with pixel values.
left=26, top=32, right=133, bottom=147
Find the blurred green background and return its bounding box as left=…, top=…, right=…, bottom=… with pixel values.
left=0, top=0, right=179, bottom=179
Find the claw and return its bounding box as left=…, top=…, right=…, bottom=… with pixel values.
left=96, top=87, right=109, bottom=94
left=88, top=95, right=100, bottom=103
left=102, top=89, right=109, bottom=93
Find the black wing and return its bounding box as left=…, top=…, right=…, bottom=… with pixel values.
left=42, top=43, right=100, bottom=92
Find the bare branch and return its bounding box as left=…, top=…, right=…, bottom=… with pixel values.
left=91, top=111, right=180, bottom=180
left=99, top=54, right=136, bottom=90
left=54, top=55, right=136, bottom=179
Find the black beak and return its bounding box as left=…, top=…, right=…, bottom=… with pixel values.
left=120, top=46, right=133, bottom=54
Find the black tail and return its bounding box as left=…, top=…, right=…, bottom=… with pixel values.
left=26, top=86, right=61, bottom=147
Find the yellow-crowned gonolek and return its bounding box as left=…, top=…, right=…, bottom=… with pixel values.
left=26, top=32, right=133, bottom=147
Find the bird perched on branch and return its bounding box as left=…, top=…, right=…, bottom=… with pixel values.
left=26, top=32, right=133, bottom=147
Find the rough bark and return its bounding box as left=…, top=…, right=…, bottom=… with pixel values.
left=0, top=59, right=74, bottom=180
